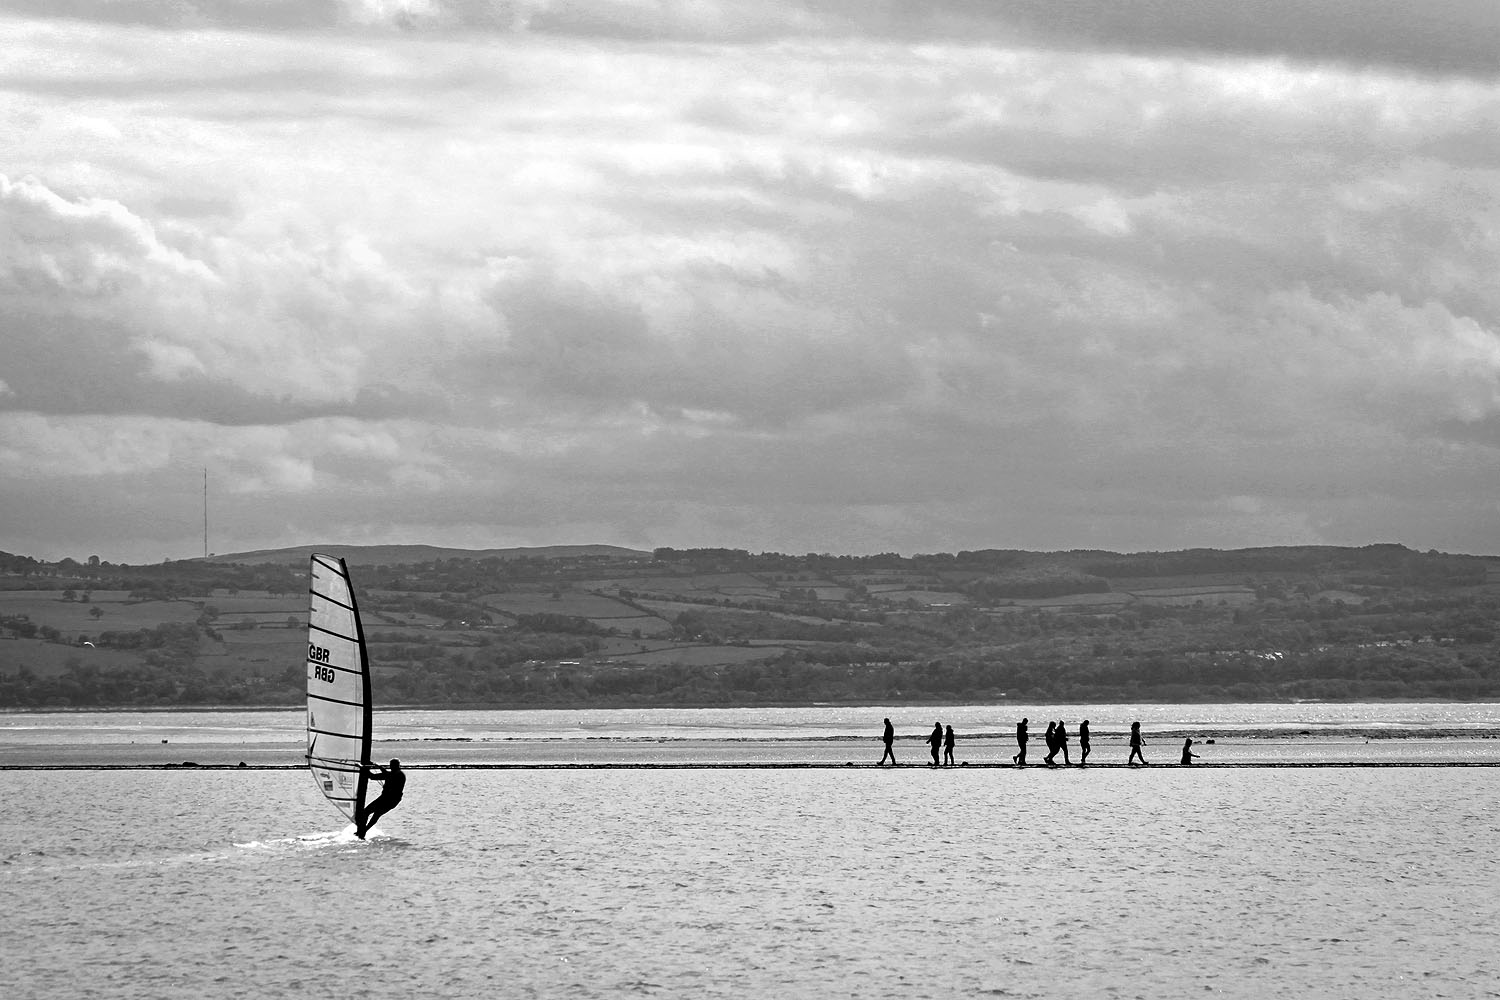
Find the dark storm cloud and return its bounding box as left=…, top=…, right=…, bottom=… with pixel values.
left=0, top=0, right=341, bottom=30
left=981, top=0, right=1500, bottom=77
left=5, top=0, right=1497, bottom=76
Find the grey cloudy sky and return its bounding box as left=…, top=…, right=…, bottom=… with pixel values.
left=2, top=0, right=1498, bottom=563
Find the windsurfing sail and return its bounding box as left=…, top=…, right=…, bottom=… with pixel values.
left=306, top=554, right=372, bottom=827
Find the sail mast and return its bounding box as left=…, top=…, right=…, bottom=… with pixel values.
left=346, top=557, right=373, bottom=812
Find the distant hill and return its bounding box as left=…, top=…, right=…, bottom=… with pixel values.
left=207, top=543, right=652, bottom=566
left=5, top=540, right=1500, bottom=709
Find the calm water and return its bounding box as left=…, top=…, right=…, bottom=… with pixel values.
left=5, top=705, right=1500, bottom=998
left=5, top=766, right=1499, bottom=999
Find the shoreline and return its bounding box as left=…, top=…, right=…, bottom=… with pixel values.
left=6, top=731, right=1500, bottom=769
left=6, top=696, right=1500, bottom=715
left=8, top=760, right=1500, bottom=771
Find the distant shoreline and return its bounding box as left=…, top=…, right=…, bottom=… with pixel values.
left=6, top=729, right=1500, bottom=770
left=7, top=695, right=1500, bottom=715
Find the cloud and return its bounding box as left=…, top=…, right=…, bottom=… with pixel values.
left=7, top=0, right=1499, bottom=77
left=0, top=172, right=466, bottom=420
left=0, top=1, right=341, bottom=31
left=981, top=0, right=1500, bottom=78
left=0, top=412, right=178, bottom=478
left=2, top=6, right=1499, bottom=562
left=1250, top=288, right=1500, bottom=426
left=0, top=173, right=216, bottom=295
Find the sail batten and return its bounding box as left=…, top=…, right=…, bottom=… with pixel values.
left=308, top=722, right=365, bottom=736
left=308, top=692, right=365, bottom=709
left=309, top=624, right=360, bottom=642
left=306, top=554, right=372, bottom=827
left=305, top=661, right=363, bottom=677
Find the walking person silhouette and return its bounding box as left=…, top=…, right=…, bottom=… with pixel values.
left=879, top=717, right=897, bottom=766
left=927, top=722, right=943, bottom=767
left=1078, top=719, right=1091, bottom=766
left=1043, top=721, right=1058, bottom=765
left=943, top=724, right=955, bottom=766
left=1128, top=722, right=1148, bottom=766
left=1055, top=720, right=1071, bottom=766
left=1013, top=717, right=1029, bottom=766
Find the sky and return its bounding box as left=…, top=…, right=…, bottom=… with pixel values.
left=2, top=0, right=1499, bottom=564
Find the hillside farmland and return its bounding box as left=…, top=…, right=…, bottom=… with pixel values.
left=1, top=543, right=1497, bottom=707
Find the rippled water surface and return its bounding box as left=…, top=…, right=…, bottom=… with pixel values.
left=6, top=765, right=1500, bottom=999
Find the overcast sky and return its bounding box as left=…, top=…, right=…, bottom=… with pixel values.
left=2, top=1, right=1499, bottom=564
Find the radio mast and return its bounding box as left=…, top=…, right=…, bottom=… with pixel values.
left=203, top=468, right=209, bottom=559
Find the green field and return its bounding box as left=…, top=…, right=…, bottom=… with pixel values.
left=478, top=591, right=643, bottom=618
left=0, top=591, right=201, bottom=637
left=635, top=599, right=834, bottom=627
left=368, top=610, right=449, bottom=628
left=868, top=589, right=971, bottom=607
left=1129, top=586, right=1258, bottom=607
left=992, top=592, right=1133, bottom=610
left=199, top=592, right=303, bottom=627
left=0, top=637, right=140, bottom=677
left=199, top=633, right=303, bottom=680
left=592, top=615, right=674, bottom=637
left=602, top=643, right=791, bottom=667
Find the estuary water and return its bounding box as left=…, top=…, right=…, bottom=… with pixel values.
left=4, top=705, right=1500, bottom=998
left=6, top=701, right=1500, bottom=766
left=5, top=766, right=1500, bottom=999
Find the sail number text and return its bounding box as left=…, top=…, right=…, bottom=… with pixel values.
left=309, top=644, right=337, bottom=683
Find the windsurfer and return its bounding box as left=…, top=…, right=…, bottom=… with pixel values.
left=357, top=758, right=405, bottom=838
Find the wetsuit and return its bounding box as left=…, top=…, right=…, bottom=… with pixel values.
left=358, top=764, right=405, bottom=837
